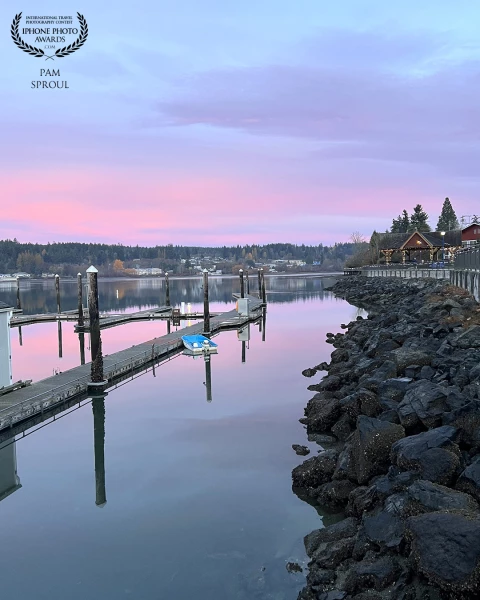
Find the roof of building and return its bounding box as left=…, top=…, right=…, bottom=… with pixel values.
left=377, top=229, right=462, bottom=250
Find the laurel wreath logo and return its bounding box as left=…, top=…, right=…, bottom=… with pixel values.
left=11, top=12, right=88, bottom=60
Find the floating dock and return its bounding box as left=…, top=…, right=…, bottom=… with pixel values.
left=0, top=295, right=264, bottom=433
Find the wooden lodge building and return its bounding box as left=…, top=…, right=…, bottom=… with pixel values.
left=377, top=225, right=480, bottom=264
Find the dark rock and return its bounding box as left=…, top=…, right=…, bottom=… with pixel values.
left=305, top=395, right=341, bottom=432
left=378, top=377, right=413, bottom=402
left=405, top=365, right=422, bottom=379
left=397, top=381, right=448, bottom=429
left=419, top=365, right=436, bottom=381
left=456, top=456, right=480, bottom=502
left=378, top=409, right=400, bottom=424
left=417, top=447, right=461, bottom=486
left=406, top=479, right=479, bottom=515
left=346, top=486, right=377, bottom=518
left=305, top=568, right=336, bottom=586
left=331, top=414, right=354, bottom=441
left=286, top=562, right=303, bottom=573
left=310, top=536, right=356, bottom=569
left=443, top=400, right=480, bottom=446
left=363, top=508, right=404, bottom=550
left=315, top=479, right=357, bottom=510
left=292, top=444, right=310, bottom=456
left=345, top=556, right=403, bottom=593
left=391, top=348, right=432, bottom=374
left=302, top=368, right=317, bottom=378
left=351, top=416, right=405, bottom=485
left=453, top=325, right=480, bottom=349
left=406, top=512, right=480, bottom=593
left=391, top=426, right=459, bottom=471
left=316, top=592, right=347, bottom=600
left=339, top=389, right=379, bottom=420
left=304, top=517, right=359, bottom=556
left=307, top=433, right=337, bottom=445
left=332, top=444, right=356, bottom=481
left=292, top=449, right=338, bottom=489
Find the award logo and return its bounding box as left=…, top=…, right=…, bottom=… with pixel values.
left=11, top=12, right=88, bottom=88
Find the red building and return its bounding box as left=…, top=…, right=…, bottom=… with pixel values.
left=461, top=223, right=480, bottom=246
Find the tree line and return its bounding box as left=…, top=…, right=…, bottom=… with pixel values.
left=390, top=198, right=465, bottom=233
left=0, top=239, right=358, bottom=275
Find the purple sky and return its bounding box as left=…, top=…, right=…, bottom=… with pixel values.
left=2, top=1, right=479, bottom=246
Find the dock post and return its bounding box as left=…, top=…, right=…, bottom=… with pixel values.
left=165, top=273, right=170, bottom=307
left=203, top=269, right=210, bottom=334
left=92, top=394, right=107, bottom=507
left=55, top=274, right=61, bottom=314
left=246, top=271, right=250, bottom=295
left=204, top=355, right=212, bottom=402
left=262, top=306, right=266, bottom=342
left=257, top=270, right=262, bottom=299
left=87, top=265, right=104, bottom=384
left=16, top=278, right=21, bottom=310
left=18, top=326, right=23, bottom=347
left=242, top=341, right=246, bottom=363
left=77, top=273, right=84, bottom=326
left=239, top=269, right=245, bottom=298
left=261, top=269, right=267, bottom=304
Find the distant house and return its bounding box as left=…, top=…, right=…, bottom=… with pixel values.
left=461, top=224, right=480, bottom=247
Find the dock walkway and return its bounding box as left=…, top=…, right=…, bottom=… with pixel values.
left=0, top=296, right=264, bottom=432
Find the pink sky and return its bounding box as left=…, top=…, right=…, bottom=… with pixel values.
left=2, top=1, right=480, bottom=246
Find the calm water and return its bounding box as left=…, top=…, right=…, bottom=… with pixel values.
left=0, top=275, right=359, bottom=600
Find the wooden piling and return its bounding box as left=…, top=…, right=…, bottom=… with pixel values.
left=16, top=278, right=21, bottom=310
left=92, top=395, right=107, bottom=507
left=246, top=271, right=250, bottom=295
left=262, top=307, right=266, bottom=342
left=165, top=273, right=170, bottom=307
left=239, top=269, right=245, bottom=298
left=203, top=270, right=210, bottom=334
left=87, top=266, right=104, bottom=383
left=55, top=274, right=61, bottom=314
left=18, top=326, right=23, bottom=346
left=241, top=340, right=246, bottom=363
left=261, top=269, right=267, bottom=304
left=77, top=273, right=84, bottom=326
left=257, top=270, right=262, bottom=299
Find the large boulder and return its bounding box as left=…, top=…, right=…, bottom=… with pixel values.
left=405, top=479, right=479, bottom=515
left=344, top=556, right=403, bottom=594
left=456, top=456, right=480, bottom=503
left=305, top=394, right=341, bottom=432
left=391, top=348, right=432, bottom=374
left=397, top=381, right=448, bottom=429
left=391, top=426, right=459, bottom=471
left=351, top=416, right=405, bottom=485
left=304, top=517, right=359, bottom=556
left=406, top=512, right=480, bottom=593
left=292, top=449, right=338, bottom=489
left=362, top=508, right=404, bottom=550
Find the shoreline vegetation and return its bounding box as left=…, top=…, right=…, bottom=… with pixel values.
left=0, top=239, right=357, bottom=278
left=293, top=275, right=480, bottom=599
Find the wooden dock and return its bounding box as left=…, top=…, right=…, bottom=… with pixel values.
left=0, top=295, right=264, bottom=433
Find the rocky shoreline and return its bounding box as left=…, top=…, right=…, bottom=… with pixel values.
left=292, top=275, right=480, bottom=600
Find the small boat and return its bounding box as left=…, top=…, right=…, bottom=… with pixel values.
left=181, top=334, right=218, bottom=355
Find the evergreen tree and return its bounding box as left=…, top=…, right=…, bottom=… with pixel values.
left=391, top=215, right=402, bottom=233
left=408, top=204, right=431, bottom=232
left=436, top=197, right=459, bottom=231
left=400, top=210, right=410, bottom=233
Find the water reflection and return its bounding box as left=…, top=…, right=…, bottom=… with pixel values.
left=0, top=275, right=340, bottom=315
left=0, top=440, right=21, bottom=502
left=92, top=394, right=107, bottom=507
